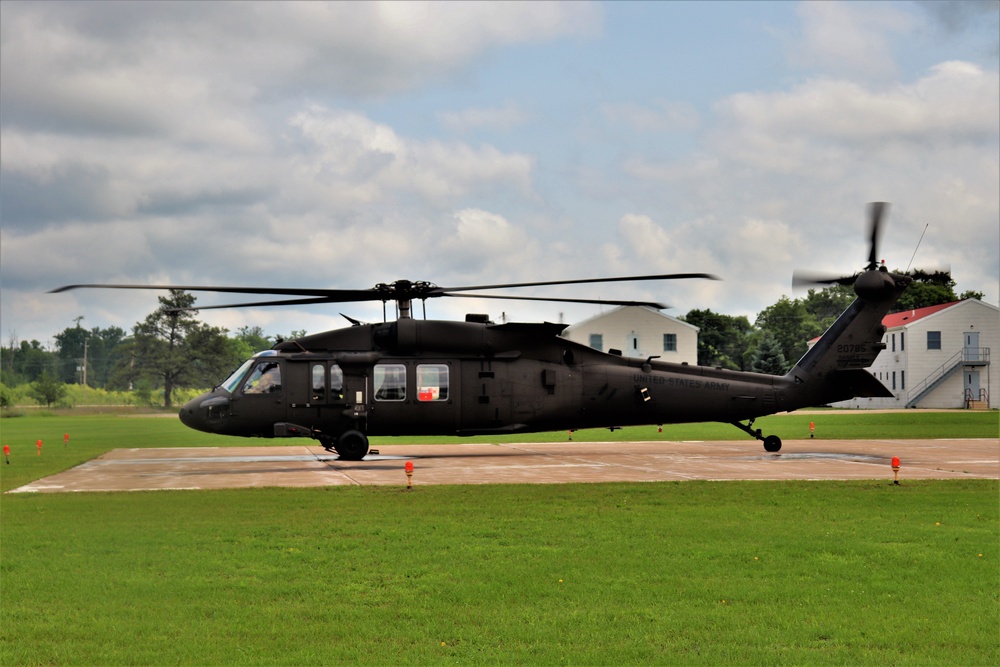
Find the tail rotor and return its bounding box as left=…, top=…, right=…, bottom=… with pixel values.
left=792, top=202, right=897, bottom=299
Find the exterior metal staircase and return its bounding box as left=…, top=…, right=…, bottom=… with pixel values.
left=906, top=348, right=990, bottom=408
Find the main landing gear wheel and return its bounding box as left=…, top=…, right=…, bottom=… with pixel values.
left=335, top=429, right=369, bottom=461
left=763, top=435, right=782, bottom=453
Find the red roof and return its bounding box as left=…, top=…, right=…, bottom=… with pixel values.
left=882, top=300, right=961, bottom=329
left=808, top=300, right=964, bottom=343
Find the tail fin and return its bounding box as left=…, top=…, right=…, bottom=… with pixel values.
left=786, top=268, right=910, bottom=405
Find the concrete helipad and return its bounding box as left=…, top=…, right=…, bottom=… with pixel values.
left=9, top=438, right=998, bottom=493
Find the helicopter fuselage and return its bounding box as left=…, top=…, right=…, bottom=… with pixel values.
left=180, top=318, right=800, bottom=446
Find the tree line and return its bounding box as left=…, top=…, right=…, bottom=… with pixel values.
left=0, top=272, right=983, bottom=408
left=1, top=290, right=303, bottom=409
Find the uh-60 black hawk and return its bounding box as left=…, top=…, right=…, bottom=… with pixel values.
left=55, top=203, right=908, bottom=460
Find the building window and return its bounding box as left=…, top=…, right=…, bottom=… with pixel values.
left=892, top=371, right=896, bottom=390
left=663, top=333, right=677, bottom=352
left=417, top=364, right=449, bottom=401
left=901, top=370, right=905, bottom=390
left=374, top=364, right=406, bottom=401
left=927, top=331, right=942, bottom=350
left=589, top=334, right=603, bottom=352
left=891, top=333, right=896, bottom=352
left=900, top=332, right=905, bottom=351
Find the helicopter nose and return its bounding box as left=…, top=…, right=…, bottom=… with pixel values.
left=179, top=392, right=229, bottom=433
left=178, top=395, right=205, bottom=431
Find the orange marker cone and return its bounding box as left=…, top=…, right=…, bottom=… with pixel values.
left=3, top=444, right=10, bottom=464
left=891, top=456, right=901, bottom=485
left=64, top=433, right=70, bottom=447
left=405, top=461, right=414, bottom=490
left=809, top=421, right=815, bottom=438
left=36, top=439, right=42, bottom=456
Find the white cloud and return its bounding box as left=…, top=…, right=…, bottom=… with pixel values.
left=437, top=208, right=541, bottom=278
left=0, top=0, right=601, bottom=134
left=716, top=61, right=998, bottom=158
left=789, top=1, right=913, bottom=80
left=286, top=106, right=534, bottom=208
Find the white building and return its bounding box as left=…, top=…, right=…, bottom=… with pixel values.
left=829, top=299, right=997, bottom=409
left=561, top=306, right=699, bottom=365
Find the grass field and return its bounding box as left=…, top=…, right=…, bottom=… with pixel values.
left=1, top=410, right=998, bottom=665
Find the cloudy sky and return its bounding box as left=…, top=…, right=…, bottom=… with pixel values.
left=2, top=0, right=998, bottom=346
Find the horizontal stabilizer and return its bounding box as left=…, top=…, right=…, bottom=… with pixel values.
left=828, top=369, right=894, bottom=400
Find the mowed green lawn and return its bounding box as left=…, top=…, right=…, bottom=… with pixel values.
left=1, top=411, right=998, bottom=665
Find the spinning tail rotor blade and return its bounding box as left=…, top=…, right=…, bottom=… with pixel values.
left=867, top=202, right=887, bottom=270
left=792, top=202, right=890, bottom=290
left=791, top=271, right=858, bottom=289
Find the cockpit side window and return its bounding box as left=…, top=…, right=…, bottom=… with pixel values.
left=243, top=361, right=282, bottom=395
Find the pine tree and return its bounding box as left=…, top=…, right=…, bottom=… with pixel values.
left=750, top=332, right=787, bottom=375
left=129, top=290, right=234, bottom=407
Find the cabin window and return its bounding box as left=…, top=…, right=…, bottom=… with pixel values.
left=663, top=333, right=677, bottom=352
left=927, top=331, right=942, bottom=350
left=374, top=364, right=406, bottom=401
left=311, top=364, right=325, bottom=401
left=330, top=364, right=344, bottom=400
left=243, top=361, right=281, bottom=395
left=589, top=334, right=603, bottom=352
left=417, top=364, right=449, bottom=401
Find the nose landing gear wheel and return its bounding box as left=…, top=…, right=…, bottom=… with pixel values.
left=763, top=435, right=782, bottom=453
left=335, top=429, right=369, bottom=461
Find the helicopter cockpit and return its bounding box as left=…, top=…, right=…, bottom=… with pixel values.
left=219, top=350, right=280, bottom=394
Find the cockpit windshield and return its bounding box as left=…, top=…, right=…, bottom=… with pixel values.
left=219, top=345, right=283, bottom=395
left=220, top=358, right=255, bottom=394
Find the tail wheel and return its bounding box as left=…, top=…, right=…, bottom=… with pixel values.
left=335, top=429, right=369, bottom=461
left=763, top=435, right=782, bottom=453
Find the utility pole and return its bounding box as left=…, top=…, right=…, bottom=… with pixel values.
left=82, top=337, right=88, bottom=396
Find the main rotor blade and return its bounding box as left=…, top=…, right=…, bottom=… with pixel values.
left=442, top=292, right=670, bottom=309
left=50, top=272, right=713, bottom=310
left=437, top=273, right=719, bottom=294
left=50, top=283, right=382, bottom=301
left=170, top=296, right=356, bottom=312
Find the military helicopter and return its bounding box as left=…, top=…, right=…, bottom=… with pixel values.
left=54, top=203, right=907, bottom=460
